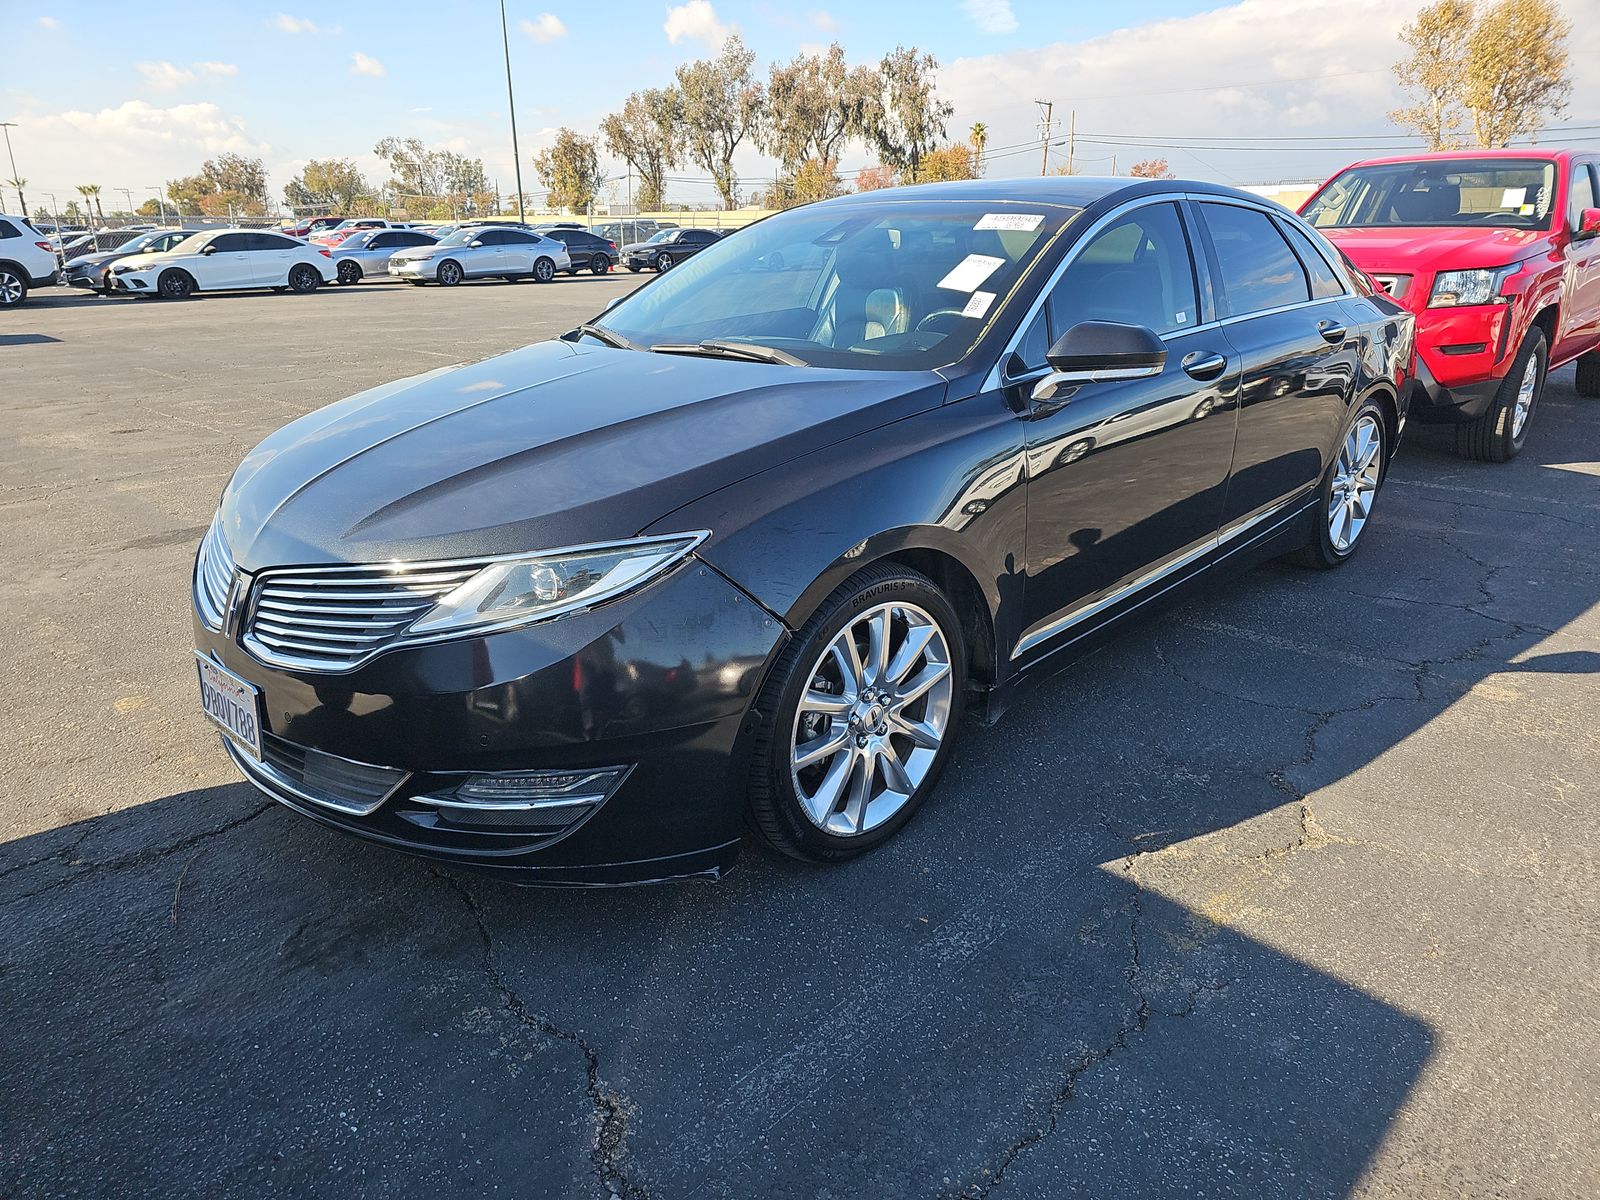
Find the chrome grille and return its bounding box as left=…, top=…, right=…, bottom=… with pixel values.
left=243, top=560, right=483, bottom=672
left=194, top=516, right=234, bottom=631
left=225, top=733, right=410, bottom=816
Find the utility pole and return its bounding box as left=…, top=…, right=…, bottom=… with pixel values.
left=117, top=187, right=135, bottom=216
left=148, top=187, right=167, bottom=224
left=1066, top=109, right=1076, bottom=176
left=1033, top=99, right=1054, bottom=176
left=0, top=122, right=24, bottom=213
left=498, top=0, right=527, bottom=224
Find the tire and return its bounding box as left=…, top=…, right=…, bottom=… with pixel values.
left=0, top=265, right=27, bottom=308
left=1455, top=327, right=1546, bottom=462
left=1575, top=349, right=1600, bottom=397
left=437, top=260, right=464, bottom=286
left=157, top=269, right=194, bottom=299
left=532, top=257, right=556, bottom=283
left=747, top=563, right=966, bottom=863
left=336, top=260, right=362, bottom=285
left=1292, top=398, right=1388, bottom=569
left=287, top=264, right=321, bottom=294
left=407, top=280, right=427, bottom=286
left=627, top=264, right=641, bottom=273
left=656, top=252, right=673, bottom=272
left=591, top=254, right=610, bottom=276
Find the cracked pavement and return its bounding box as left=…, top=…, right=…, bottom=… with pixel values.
left=2, top=281, right=1597, bottom=1197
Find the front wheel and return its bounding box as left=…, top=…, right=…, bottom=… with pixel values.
left=627, top=264, right=641, bottom=273
left=1293, top=400, right=1387, bottom=569
left=532, top=257, right=556, bottom=283
left=287, top=264, right=321, bottom=294
left=157, top=269, right=194, bottom=299
left=1456, top=327, right=1545, bottom=462
left=437, top=259, right=464, bottom=286
left=747, top=564, right=965, bottom=862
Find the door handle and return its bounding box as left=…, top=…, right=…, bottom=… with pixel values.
left=1317, top=319, right=1347, bottom=344
left=1182, top=350, right=1228, bottom=382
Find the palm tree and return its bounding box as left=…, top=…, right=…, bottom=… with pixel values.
left=77, top=184, right=106, bottom=227
left=969, top=123, right=988, bottom=176
left=4, top=176, right=25, bottom=214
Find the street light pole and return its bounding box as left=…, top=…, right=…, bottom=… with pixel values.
left=148, top=188, right=167, bottom=224
left=498, top=0, right=527, bottom=224
left=117, top=187, right=135, bottom=217
left=0, top=122, right=25, bottom=213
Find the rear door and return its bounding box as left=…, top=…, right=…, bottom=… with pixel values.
left=1557, top=159, right=1600, bottom=361
left=1193, top=200, right=1359, bottom=533
left=248, top=232, right=305, bottom=284
left=546, top=229, right=584, bottom=267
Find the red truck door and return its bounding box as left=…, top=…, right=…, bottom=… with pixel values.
left=1556, top=159, right=1600, bottom=365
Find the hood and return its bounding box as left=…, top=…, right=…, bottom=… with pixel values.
left=219, top=339, right=945, bottom=571
left=112, top=250, right=178, bottom=271
left=623, top=241, right=665, bottom=253
left=65, top=251, right=118, bottom=270
left=1322, top=224, right=1550, bottom=275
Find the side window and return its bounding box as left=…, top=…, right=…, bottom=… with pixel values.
left=209, top=233, right=249, bottom=252
left=369, top=233, right=399, bottom=248
left=258, top=233, right=299, bottom=250
left=1278, top=220, right=1346, bottom=299
left=1567, top=163, right=1596, bottom=229
left=546, top=230, right=572, bottom=243
left=1047, top=202, right=1199, bottom=337
left=398, top=232, right=432, bottom=247
left=0, top=219, right=18, bottom=239
left=1199, top=203, right=1311, bottom=316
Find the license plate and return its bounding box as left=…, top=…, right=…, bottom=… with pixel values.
left=196, top=653, right=263, bottom=761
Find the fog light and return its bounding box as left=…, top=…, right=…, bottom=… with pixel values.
left=417, top=765, right=632, bottom=830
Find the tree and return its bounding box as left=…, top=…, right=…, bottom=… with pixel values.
left=283, top=158, right=375, bottom=213
left=760, top=156, right=844, bottom=210
left=600, top=87, right=683, bottom=211
left=533, top=128, right=603, bottom=212
left=917, top=144, right=977, bottom=183
left=854, top=164, right=896, bottom=192
left=1129, top=158, right=1174, bottom=179
left=373, top=137, right=488, bottom=207
left=135, top=198, right=163, bottom=218
left=1390, top=0, right=1474, bottom=149
left=764, top=44, right=878, bottom=173
left=676, top=33, right=765, bottom=209
left=864, top=46, right=953, bottom=184
left=5, top=176, right=25, bottom=215
left=1463, top=0, right=1571, bottom=147
left=76, top=184, right=106, bottom=225
left=969, top=123, right=988, bottom=176
left=165, top=153, right=270, bottom=217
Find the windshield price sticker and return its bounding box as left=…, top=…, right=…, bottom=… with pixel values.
left=975, top=213, right=1044, bottom=232
left=938, top=254, right=1007, bottom=293
left=961, top=292, right=996, bottom=319
left=1500, top=187, right=1527, bottom=209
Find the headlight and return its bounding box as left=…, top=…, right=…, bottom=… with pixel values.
left=401, top=532, right=707, bottom=643
left=1429, top=265, right=1517, bottom=308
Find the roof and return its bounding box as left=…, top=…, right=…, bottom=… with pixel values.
left=818, top=174, right=1272, bottom=211
left=1346, top=147, right=1584, bottom=169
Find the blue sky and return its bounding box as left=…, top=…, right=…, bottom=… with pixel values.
left=4, top=1, right=1597, bottom=212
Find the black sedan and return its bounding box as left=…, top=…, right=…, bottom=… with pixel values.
left=63, top=228, right=199, bottom=293
left=193, top=177, right=1412, bottom=884
left=541, top=227, right=620, bottom=275
left=620, top=226, right=722, bottom=272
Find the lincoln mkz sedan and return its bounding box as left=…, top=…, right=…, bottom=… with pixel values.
left=193, top=178, right=1413, bottom=885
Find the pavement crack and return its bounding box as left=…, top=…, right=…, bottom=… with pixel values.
left=430, top=868, right=646, bottom=1200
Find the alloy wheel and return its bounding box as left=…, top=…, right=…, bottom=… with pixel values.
left=1328, top=413, right=1382, bottom=553
left=789, top=601, right=954, bottom=836
left=0, top=270, right=22, bottom=306
left=337, top=261, right=361, bottom=284
left=1512, top=351, right=1539, bottom=440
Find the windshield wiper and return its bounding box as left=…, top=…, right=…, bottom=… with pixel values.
left=567, top=322, right=643, bottom=352
left=648, top=339, right=809, bottom=367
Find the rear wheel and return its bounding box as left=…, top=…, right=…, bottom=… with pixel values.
left=532, top=257, right=556, bottom=283
left=1455, top=327, right=1545, bottom=462
left=287, top=264, right=321, bottom=294
left=747, top=564, right=965, bottom=862
left=591, top=254, right=610, bottom=275
left=1576, top=349, right=1600, bottom=397
left=157, top=269, right=194, bottom=299
left=336, top=260, right=362, bottom=285
left=437, top=260, right=464, bottom=286
left=1293, top=400, right=1387, bottom=569
left=0, top=266, right=26, bottom=308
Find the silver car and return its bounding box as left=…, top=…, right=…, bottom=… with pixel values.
left=330, top=228, right=439, bottom=284
left=388, top=226, right=571, bottom=286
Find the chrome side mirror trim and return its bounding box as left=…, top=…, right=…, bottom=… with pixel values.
left=1031, top=362, right=1163, bottom=402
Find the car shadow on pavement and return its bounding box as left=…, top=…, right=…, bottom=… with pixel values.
left=3, top=375, right=1596, bottom=1199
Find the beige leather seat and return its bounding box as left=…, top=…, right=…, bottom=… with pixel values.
left=863, top=288, right=909, bottom=341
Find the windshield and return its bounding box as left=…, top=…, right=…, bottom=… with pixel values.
left=1304, top=159, right=1557, bottom=230
left=645, top=230, right=676, bottom=244
left=599, top=200, right=1076, bottom=371
left=435, top=228, right=479, bottom=247
left=167, top=232, right=212, bottom=255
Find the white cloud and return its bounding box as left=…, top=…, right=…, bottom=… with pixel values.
left=198, top=61, right=239, bottom=77
left=409, top=106, right=434, bottom=114
left=520, top=13, right=568, bottom=43
left=810, top=9, right=838, bottom=32
left=36, top=15, right=58, bottom=29
left=21, top=100, right=272, bottom=191
left=664, top=0, right=731, bottom=46
left=350, top=52, right=386, bottom=78
left=137, top=60, right=240, bottom=91
left=961, top=0, right=1017, bottom=35
left=273, top=14, right=340, bottom=35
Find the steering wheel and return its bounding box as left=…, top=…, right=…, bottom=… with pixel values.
left=915, top=308, right=970, bottom=335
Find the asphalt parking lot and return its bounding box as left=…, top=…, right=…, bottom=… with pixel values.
left=2, top=275, right=1597, bottom=1198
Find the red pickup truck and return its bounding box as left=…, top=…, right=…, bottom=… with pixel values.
left=1302, top=149, right=1600, bottom=461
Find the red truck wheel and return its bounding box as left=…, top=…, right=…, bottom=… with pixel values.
left=1456, top=328, right=1546, bottom=463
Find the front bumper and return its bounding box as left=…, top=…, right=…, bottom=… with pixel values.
left=390, top=258, right=437, bottom=279
left=109, top=270, right=155, bottom=292
left=1406, top=304, right=1513, bottom=423
left=194, top=560, right=788, bottom=884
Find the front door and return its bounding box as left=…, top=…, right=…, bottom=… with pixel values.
left=200, top=233, right=256, bottom=289
left=1016, top=200, right=1240, bottom=661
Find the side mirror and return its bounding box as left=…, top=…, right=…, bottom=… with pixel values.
left=199, top=244, right=218, bottom=255
left=469, top=239, right=484, bottom=248
left=1033, top=321, right=1167, bottom=402
left=1575, top=207, right=1600, bottom=242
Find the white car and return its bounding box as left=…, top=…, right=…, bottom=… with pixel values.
left=108, top=228, right=338, bottom=299
left=0, top=213, right=62, bottom=308
left=389, top=226, right=571, bottom=285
